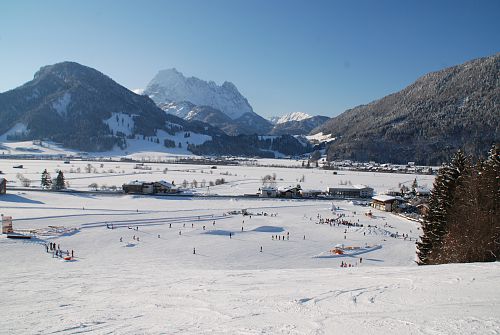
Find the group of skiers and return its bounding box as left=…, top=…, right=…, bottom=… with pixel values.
left=45, top=242, right=73, bottom=259
left=340, top=260, right=359, bottom=268
left=272, top=232, right=290, bottom=241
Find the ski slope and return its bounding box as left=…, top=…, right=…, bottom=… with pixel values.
left=0, top=160, right=498, bottom=334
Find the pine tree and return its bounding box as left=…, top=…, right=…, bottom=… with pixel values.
left=55, top=171, right=66, bottom=190
left=480, top=144, right=500, bottom=261
left=436, top=145, right=499, bottom=263
left=417, top=150, right=469, bottom=264
left=41, top=169, right=52, bottom=189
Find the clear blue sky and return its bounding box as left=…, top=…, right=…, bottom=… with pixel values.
left=1, top=0, right=499, bottom=118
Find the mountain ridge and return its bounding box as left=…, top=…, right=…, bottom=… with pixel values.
left=313, top=53, right=500, bottom=165
left=144, top=68, right=273, bottom=135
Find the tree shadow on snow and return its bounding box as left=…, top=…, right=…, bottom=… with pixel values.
left=0, top=194, right=44, bottom=204
left=252, top=226, right=284, bottom=233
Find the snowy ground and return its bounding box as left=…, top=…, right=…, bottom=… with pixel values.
left=1, top=159, right=499, bottom=334
left=1, top=157, right=435, bottom=196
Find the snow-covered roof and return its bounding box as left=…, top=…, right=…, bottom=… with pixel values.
left=156, top=180, right=176, bottom=188
left=329, top=184, right=372, bottom=191
left=415, top=187, right=431, bottom=194
left=372, top=195, right=397, bottom=202
left=278, top=185, right=301, bottom=192
left=352, top=184, right=373, bottom=190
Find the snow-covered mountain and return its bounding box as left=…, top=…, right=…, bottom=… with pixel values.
left=270, top=112, right=312, bottom=125
left=145, top=68, right=251, bottom=120
left=269, top=115, right=330, bottom=136
left=144, top=69, right=273, bottom=135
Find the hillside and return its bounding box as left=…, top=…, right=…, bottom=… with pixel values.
left=0, top=62, right=222, bottom=152
left=314, top=53, right=500, bottom=165
left=0, top=62, right=309, bottom=158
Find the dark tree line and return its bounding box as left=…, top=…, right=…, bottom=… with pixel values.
left=188, top=134, right=311, bottom=157
left=417, top=145, right=499, bottom=264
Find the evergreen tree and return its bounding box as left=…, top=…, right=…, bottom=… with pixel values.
left=435, top=145, right=499, bottom=263
left=55, top=171, right=66, bottom=190
left=41, top=169, right=52, bottom=189
left=417, top=150, right=469, bottom=264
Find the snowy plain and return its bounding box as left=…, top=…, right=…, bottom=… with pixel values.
left=1, top=156, right=499, bottom=334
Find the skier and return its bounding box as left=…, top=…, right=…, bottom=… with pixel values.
left=137, top=237, right=139, bottom=242
left=179, top=231, right=182, bottom=235
left=359, top=257, right=363, bottom=264
left=169, top=223, right=172, bottom=228
left=120, top=237, right=123, bottom=242
left=229, top=232, right=232, bottom=239
left=260, top=246, right=262, bottom=252
left=158, top=234, right=160, bottom=238
left=193, top=247, right=196, bottom=254
left=71, top=250, right=74, bottom=258
left=213, top=221, right=215, bottom=226
left=241, top=227, right=244, bottom=232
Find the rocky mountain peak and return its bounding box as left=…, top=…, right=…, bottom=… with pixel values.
left=144, top=69, right=254, bottom=120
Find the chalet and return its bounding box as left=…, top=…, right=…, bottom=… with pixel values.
left=371, top=195, right=399, bottom=212
left=327, top=184, right=374, bottom=198
left=278, top=185, right=302, bottom=198
left=0, top=178, right=6, bottom=194
left=259, top=186, right=278, bottom=198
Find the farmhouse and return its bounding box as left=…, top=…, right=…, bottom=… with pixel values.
left=371, top=194, right=399, bottom=212
left=152, top=180, right=179, bottom=194
left=327, top=184, right=374, bottom=198
left=122, top=180, right=151, bottom=194
left=122, top=180, right=179, bottom=195
left=0, top=178, right=6, bottom=194
left=259, top=186, right=278, bottom=198
left=278, top=185, right=302, bottom=198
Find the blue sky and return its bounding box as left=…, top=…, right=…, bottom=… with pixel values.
left=1, top=0, right=499, bottom=118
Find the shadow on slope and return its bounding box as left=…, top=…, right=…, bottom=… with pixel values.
left=0, top=194, right=44, bottom=204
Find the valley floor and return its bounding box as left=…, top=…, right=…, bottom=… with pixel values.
left=1, top=190, right=499, bottom=334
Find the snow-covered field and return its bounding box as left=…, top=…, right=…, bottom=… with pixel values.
left=1, top=159, right=499, bottom=334
left=1, top=157, right=435, bottom=196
